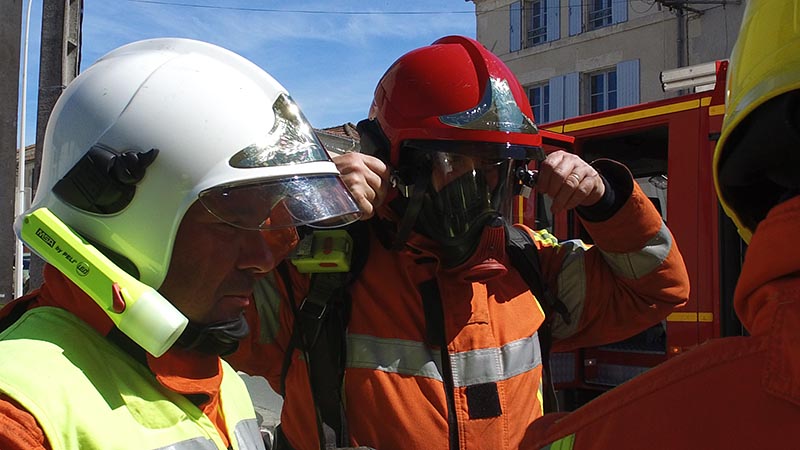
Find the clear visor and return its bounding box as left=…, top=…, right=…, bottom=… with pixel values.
left=198, top=175, right=361, bottom=230
left=423, top=152, right=515, bottom=238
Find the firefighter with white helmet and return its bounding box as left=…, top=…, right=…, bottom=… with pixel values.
left=0, top=38, right=360, bottom=449
left=228, top=35, right=690, bottom=450
left=524, top=1, right=799, bottom=448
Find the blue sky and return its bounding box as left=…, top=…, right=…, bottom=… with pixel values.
left=18, top=0, right=476, bottom=145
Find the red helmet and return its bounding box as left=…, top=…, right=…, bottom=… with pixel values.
left=360, top=36, right=543, bottom=268
left=367, top=35, right=543, bottom=167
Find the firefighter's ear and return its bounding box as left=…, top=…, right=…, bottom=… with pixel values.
left=357, top=118, right=390, bottom=161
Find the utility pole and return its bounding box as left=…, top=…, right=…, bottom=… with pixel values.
left=0, top=0, right=23, bottom=304
left=27, top=0, right=82, bottom=290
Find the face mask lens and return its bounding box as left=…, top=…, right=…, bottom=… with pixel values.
left=421, top=151, right=513, bottom=239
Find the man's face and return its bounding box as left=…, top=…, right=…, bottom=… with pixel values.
left=159, top=201, right=280, bottom=325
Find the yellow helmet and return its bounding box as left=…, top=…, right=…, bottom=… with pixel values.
left=714, top=0, right=800, bottom=243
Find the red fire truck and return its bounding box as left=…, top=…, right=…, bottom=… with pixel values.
left=517, top=60, right=746, bottom=409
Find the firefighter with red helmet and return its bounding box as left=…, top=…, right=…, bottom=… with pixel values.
left=229, top=35, right=689, bottom=450
left=523, top=2, right=800, bottom=449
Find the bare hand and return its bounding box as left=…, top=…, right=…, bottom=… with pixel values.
left=535, top=150, right=605, bottom=214
left=333, top=152, right=391, bottom=220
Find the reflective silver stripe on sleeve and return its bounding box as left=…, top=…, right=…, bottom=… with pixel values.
left=154, top=418, right=267, bottom=450
left=347, top=332, right=541, bottom=387
left=599, top=222, right=672, bottom=280
left=554, top=240, right=589, bottom=339
left=234, top=418, right=268, bottom=450
left=156, top=438, right=217, bottom=450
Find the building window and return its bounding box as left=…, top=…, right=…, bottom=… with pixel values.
left=529, top=84, right=550, bottom=124
left=590, top=69, right=617, bottom=113
left=525, top=1, right=547, bottom=47
left=588, top=0, right=613, bottom=30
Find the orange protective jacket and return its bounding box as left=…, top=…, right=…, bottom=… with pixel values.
left=523, top=195, right=800, bottom=450
left=0, top=266, right=234, bottom=450
left=229, top=169, right=690, bottom=450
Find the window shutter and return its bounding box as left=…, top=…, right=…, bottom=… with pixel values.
left=510, top=1, right=522, bottom=52
left=612, top=0, right=628, bottom=24
left=616, top=59, right=640, bottom=107
left=546, top=0, right=560, bottom=42
left=564, top=72, right=579, bottom=118
left=549, top=75, right=565, bottom=121
left=568, top=0, right=582, bottom=36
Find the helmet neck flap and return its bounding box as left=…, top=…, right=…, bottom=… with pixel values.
left=175, top=314, right=250, bottom=356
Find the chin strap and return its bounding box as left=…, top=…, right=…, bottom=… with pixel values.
left=175, top=313, right=250, bottom=356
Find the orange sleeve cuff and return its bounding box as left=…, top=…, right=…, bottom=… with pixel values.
left=580, top=181, right=665, bottom=253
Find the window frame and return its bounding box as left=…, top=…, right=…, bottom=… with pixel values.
left=525, top=0, right=548, bottom=47
left=588, top=0, right=613, bottom=31
left=528, top=83, right=551, bottom=124
left=588, top=68, right=618, bottom=113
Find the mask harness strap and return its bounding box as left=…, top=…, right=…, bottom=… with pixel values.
left=391, top=169, right=432, bottom=251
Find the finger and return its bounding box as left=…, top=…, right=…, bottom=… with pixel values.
left=344, top=177, right=377, bottom=218
left=539, top=153, right=586, bottom=198
left=359, top=155, right=391, bottom=206
left=536, top=151, right=566, bottom=196
left=560, top=174, right=599, bottom=211
left=553, top=170, right=604, bottom=213
left=549, top=173, right=582, bottom=213
left=546, top=163, right=595, bottom=213
left=334, top=153, right=387, bottom=219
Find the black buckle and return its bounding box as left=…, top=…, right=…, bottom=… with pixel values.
left=299, top=297, right=327, bottom=320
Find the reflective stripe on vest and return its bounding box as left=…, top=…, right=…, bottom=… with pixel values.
left=540, top=434, right=575, bottom=450
left=347, top=331, right=542, bottom=387
left=0, top=307, right=265, bottom=450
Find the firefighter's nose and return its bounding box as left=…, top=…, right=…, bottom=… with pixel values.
left=238, top=229, right=275, bottom=275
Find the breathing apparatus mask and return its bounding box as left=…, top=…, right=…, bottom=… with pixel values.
left=391, top=140, right=543, bottom=280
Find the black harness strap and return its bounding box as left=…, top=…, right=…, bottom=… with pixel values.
left=418, top=279, right=460, bottom=450
left=504, top=223, right=572, bottom=414
left=276, top=265, right=348, bottom=450
left=276, top=221, right=370, bottom=450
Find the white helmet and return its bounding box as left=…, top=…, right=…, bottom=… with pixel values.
left=17, top=38, right=360, bottom=288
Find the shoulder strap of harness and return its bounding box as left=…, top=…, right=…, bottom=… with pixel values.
left=503, top=221, right=571, bottom=414
left=276, top=220, right=371, bottom=450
